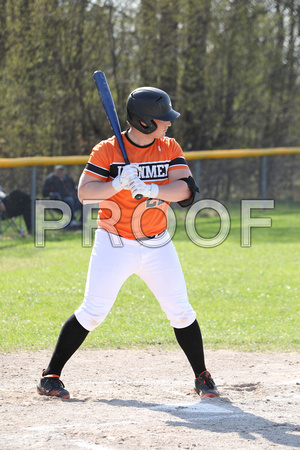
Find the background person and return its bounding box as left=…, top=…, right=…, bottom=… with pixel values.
left=0, top=187, right=32, bottom=234
left=42, top=165, right=82, bottom=226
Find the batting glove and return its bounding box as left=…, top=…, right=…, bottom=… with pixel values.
left=129, top=177, right=159, bottom=199
left=112, top=163, right=140, bottom=192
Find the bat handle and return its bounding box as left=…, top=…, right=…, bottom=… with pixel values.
left=124, top=160, right=142, bottom=200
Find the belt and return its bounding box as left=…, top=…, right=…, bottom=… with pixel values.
left=138, top=231, right=165, bottom=240
left=104, top=230, right=165, bottom=240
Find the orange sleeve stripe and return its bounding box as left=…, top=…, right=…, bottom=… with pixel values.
left=168, top=164, right=188, bottom=171
left=83, top=169, right=107, bottom=181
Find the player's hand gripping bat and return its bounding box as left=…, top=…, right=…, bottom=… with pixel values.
left=93, top=70, right=143, bottom=200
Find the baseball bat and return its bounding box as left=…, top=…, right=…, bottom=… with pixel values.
left=93, top=70, right=143, bottom=200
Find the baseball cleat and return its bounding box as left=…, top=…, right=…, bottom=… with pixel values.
left=37, top=370, right=70, bottom=399
left=194, top=370, right=220, bottom=398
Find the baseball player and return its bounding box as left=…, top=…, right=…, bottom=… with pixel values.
left=37, top=87, right=220, bottom=399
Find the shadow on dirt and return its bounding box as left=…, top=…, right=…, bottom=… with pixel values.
left=97, top=397, right=299, bottom=448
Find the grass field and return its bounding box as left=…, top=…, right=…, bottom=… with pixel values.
left=1, top=202, right=299, bottom=353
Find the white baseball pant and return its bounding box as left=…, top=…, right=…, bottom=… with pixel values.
left=75, top=228, right=196, bottom=331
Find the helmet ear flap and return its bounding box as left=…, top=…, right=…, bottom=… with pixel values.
left=126, top=112, right=158, bottom=134
left=139, top=119, right=158, bottom=134
left=149, top=119, right=158, bottom=132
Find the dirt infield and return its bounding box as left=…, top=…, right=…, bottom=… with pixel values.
left=0, top=349, right=299, bottom=449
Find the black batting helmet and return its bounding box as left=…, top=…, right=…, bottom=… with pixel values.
left=126, top=87, right=180, bottom=134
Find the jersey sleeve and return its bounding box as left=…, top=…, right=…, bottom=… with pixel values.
left=84, top=141, right=112, bottom=181
left=168, top=139, right=189, bottom=172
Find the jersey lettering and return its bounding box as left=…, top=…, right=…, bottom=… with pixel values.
left=146, top=199, right=165, bottom=208
left=140, top=163, right=168, bottom=180
left=113, top=162, right=169, bottom=181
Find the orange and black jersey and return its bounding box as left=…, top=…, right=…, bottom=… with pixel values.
left=84, top=131, right=189, bottom=239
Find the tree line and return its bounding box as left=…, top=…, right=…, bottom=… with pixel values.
left=0, top=0, right=299, bottom=199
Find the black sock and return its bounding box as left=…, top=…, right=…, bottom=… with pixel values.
left=44, top=314, right=89, bottom=377
left=174, top=319, right=206, bottom=378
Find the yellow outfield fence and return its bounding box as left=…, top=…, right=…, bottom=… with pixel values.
left=184, top=147, right=300, bottom=160
left=1, top=147, right=300, bottom=168
left=0, top=155, right=88, bottom=168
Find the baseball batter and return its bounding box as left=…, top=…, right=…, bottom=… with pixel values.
left=37, top=87, right=220, bottom=399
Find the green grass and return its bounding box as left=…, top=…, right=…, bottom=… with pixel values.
left=1, top=202, right=299, bottom=352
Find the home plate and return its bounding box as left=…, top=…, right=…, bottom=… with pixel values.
left=150, top=402, right=236, bottom=415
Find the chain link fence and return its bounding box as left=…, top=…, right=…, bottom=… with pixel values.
left=189, top=154, right=300, bottom=203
